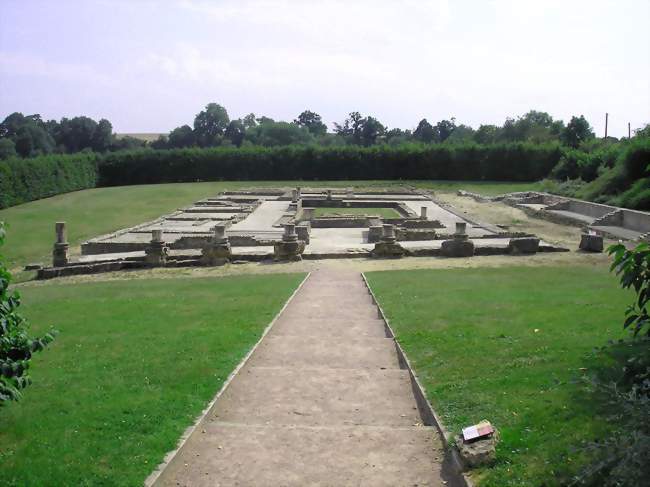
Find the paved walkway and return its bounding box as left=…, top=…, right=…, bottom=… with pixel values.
left=152, top=269, right=451, bottom=486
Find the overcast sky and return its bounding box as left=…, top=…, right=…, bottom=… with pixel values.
left=1, top=0, right=648, bottom=136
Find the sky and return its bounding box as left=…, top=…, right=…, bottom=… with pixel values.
left=0, top=0, right=648, bottom=137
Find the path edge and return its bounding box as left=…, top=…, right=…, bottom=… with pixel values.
left=144, top=271, right=312, bottom=486
left=361, top=272, right=475, bottom=487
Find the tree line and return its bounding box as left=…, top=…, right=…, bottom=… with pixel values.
left=3, top=103, right=647, bottom=160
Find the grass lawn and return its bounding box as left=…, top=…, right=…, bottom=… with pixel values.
left=366, top=265, right=629, bottom=486
left=0, top=180, right=538, bottom=269
left=312, top=206, right=402, bottom=219
left=0, top=273, right=304, bottom=486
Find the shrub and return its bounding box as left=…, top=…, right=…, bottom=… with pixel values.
left=572, top=244, right=650, bottom=485
left=0, top=153, right=98, bottom=209
left=97, top=142, right=563, bottom=186
left=0, top=222, right=57, bottom=404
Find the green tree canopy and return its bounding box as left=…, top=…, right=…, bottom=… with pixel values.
left=193, top=103, right=230, bottom=147
left=562, top=115, right=595, bottom=148
left=294, top=110, right=327, bottom=136
left=413, top=119, right=437, bottom=143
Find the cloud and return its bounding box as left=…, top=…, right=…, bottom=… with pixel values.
left=0, top=51, right=111, bottom=86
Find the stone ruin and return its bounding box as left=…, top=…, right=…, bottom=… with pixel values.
left=459, top=190, right=650, bottom=243
left=37, top=187, right=568, bottom=279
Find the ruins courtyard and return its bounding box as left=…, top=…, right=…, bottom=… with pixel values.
left=1, top=182, right=646, bottom=486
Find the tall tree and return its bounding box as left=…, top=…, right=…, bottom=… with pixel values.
left=225, top=119, right=246, bottom=147
left=413, top=119, right=437, bottom=143
left=242, top=113, right=257, bottom=129
left=167, top=125, right=196, bottom=148
left=193, top=103, right=230, bottom=147
left=294, top=110, right=327, bottom=136
left=91, top=119, right=113, bottom=152
left=436, top=119, right=456, bottom=142
left=562, top=115, right=595, bottom=148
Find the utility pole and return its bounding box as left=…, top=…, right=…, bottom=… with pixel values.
left=628, top=122, right=631, bottom=139
left=605, top=112, right=608, bottom=139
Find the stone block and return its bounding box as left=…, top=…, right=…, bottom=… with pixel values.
left=441, top=238, right=475, bottom=257
left=508, top=237, right=540, bottom=254
left=296, top=223, right=311, bottom=244
left=579, top=233, right=604, bottom=252
left=273, top=240, right=305, bottom=261
left=367, top=225, right=384, bottom=243
left=371, top=241, right=406, bottom=258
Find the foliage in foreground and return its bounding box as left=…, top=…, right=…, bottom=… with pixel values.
left=572, top=244, right=650, bottom=485
left=0, top=222, right=56, bottom=404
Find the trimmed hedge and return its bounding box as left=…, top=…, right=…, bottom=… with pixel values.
left=0, top=153, right=98, bottom=209
left=97, top=142, right=563, bottom=186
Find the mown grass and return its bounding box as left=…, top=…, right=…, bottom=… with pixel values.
left=0, top=273, right=304, bottom=486
left=366, top=265, right=629, bottom=486
left=313, top=207, right=402, bottom=219
left=0, top=180, right=538, bottom=269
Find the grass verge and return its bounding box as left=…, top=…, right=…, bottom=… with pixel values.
left=366, top=265, right=629, bottom=486
left=0, top=273, right=304, bottom=486
left=0, top=180, right=538, bottom=269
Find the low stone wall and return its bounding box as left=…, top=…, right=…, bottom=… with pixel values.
left=311, top=217, right=372, bottom=228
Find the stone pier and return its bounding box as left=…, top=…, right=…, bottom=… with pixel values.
left=201, top=224, right=232, bottom=266
left=145, top=229, right=169, bottom=266
left=274, top=223, right=305, bottom=261
left=52, top=222, right=69, bottom=267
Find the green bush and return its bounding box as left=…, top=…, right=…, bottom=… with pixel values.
left=0, top=222, right=57, bottom=404
left=0, top=153, right=98, bottom=209
left=97, top=142, right=563, bottom=186
left=576, top=139, right=650, bottom=209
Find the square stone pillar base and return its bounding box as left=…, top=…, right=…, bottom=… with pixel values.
left=273, top=240, right=305, bottom=261
left=201, top=243, right=232, bottom=266
left=52, top=243, right=69, bottom=267
left=145, top=242, right=169, bottom=266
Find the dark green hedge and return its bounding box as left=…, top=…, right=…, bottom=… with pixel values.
left=97, top=142, right=563, bottom=186
left=0, top=153, right=98, bottom=209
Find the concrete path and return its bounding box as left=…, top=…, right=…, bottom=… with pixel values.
left=151, top=269, right=452, bottom=486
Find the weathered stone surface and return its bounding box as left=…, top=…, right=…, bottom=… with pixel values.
left=367, top=225, right=384, bottom=243
left=52, top=222, right=69, bottom=267
left=273, top=240, right=305, bottom=261
left=441, top=238, right=475, bottom=257
left=508, top=237, right=540, bottom=254
left=579, top=233, right=604, bottom=252
left=371, top=241, right=406, bottom=258
left=145, top=230, right=169, bottom=266
left=202, top=225, right=232, bottom=265
left=396, top=229, right=436, bottom=241
left=455, top=434, right=498, bottom=469
left=52, top=243, right=69, bottom=267
left=296, top=223, right=311, bottom=244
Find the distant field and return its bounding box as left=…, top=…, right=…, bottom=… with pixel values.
left=366, top=266, right=628, bottom=486
left=0, top=273, right=304, bottom=486
left=115, top=133, right=164, bottom=142
left=0, top=180, right=539, bottom=269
